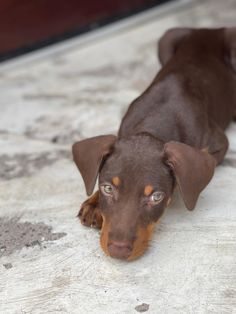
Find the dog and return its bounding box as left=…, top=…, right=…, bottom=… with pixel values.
left=72, top=27, right=236, bottom=261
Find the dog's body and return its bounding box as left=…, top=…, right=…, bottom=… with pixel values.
left=73, top=28, right=236, bottom=260
left=120, top=28, right=236, bottom=157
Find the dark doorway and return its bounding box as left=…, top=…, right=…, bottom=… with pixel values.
left=0, top=0, right=173, bottom=62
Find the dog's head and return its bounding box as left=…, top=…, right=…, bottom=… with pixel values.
left=72, top=133, right=215, bottom=260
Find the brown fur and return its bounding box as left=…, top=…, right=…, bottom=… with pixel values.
left=73, top=27, right=236, bottom=260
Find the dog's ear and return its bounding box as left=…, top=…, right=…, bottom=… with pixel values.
left=158, top=28, right=192, bottom=66
left=224, top=27, right=236, bottom=73
left=72, top=135, right=117, bottom=196
left=164, top=141, right=216, bottom=211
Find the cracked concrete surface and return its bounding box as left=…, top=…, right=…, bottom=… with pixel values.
left=0, top=217, right=66, bottom=257
left=1, top=0, right=236, bottom=313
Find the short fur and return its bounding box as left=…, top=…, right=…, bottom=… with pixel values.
left=73, top=27, right=236, bottom=260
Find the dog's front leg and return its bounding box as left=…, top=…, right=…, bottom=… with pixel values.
left=77, top=191, right=103, bottom=229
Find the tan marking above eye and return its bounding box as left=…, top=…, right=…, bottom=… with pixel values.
left=112, top=176, right=121, bottom=186
left=144, top=185, right=153, bottom=196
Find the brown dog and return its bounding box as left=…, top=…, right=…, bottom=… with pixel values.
left=72, top=27, right=236, bottom=261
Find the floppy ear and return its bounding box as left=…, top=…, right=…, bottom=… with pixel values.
left=158, top=28, right=192, bottom=66
left=72, top=135, right=117, bottom=196
left=164, top=141, right=216, bottom=211
left=224, top=27, right=236, bottom=73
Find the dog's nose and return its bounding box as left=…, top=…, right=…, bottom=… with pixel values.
left=108, top=241, right=133, bottom=259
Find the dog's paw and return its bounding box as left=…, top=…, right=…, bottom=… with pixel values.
left=77, top=192, right=102, bottom=229
left=78, top=203, right=103, bottom=229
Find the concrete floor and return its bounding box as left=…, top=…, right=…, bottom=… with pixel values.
left=1, top=0, right=236, bottom=313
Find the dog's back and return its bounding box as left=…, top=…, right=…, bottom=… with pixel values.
left=119, top=28, right=236, bottom=149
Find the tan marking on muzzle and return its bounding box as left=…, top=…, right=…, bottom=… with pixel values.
left=127, top=223, right=156, bottom=261
left=112, top=176, right=121, bottom=187
left=144, top=185, right=153, bottom=196
left=100, top=218, right=159, bottom=261
left=100, top=214, right=110, bottom=256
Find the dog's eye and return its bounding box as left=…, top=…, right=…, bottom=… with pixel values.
left=101, top=184, right=113, bottom=195
left=150, top=191, right=164, bottom=204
